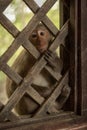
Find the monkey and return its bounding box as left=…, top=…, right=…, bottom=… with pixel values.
left=6, top=24, right=63, bottom=116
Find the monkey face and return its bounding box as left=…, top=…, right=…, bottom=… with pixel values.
left=29, top=25, right=52, bottom=53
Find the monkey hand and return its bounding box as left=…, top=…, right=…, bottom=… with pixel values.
left=44, top=50, right=63, bottom=72
left=44, top=50, right=58, bottom=70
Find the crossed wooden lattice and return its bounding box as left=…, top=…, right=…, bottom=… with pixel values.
left=0, top=0, right=70, bottom=122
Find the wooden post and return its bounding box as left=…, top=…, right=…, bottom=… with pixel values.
left=77, top=0, right=87, bottom=115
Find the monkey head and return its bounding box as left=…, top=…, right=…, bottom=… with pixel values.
left=29, top=24, right=52, bottom=53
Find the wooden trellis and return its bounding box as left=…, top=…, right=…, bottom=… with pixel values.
left=0, top=0, right=70, bottom=123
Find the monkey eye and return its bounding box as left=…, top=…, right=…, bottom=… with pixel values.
left=32, top=33, right=37, bottom=38
left=40, top=31, right=44, bottom=36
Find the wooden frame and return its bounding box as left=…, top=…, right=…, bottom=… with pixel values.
left=0, top=0, right=87, bottom=129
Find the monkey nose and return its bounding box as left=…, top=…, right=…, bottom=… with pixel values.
left=37, top=41, right=40, bottom=46
left=37, top=39, right=42, bottom=45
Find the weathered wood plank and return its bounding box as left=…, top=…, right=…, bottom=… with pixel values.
left=27, top=86, right=45, bottom=105
left=23, top=0, right=39, bottom=13
left=77, top=0, right=87, bottom=115
left=0, top=14, right=20, bottom=37
left=45, top=66, right=62, bottom=81
left=41, top=0, right=57, bottom=14
left=0, top=40, right=21, bottom=63
left=42, top=16, right=58, bottom=36
left=69, top=0, right=77, bottom=112
left=0, top=112, right=80, bottom=130
left=24, top=0, right=57, bottom=16
left=23, top=39, right=40, bottom=59
left=50, top=20, right=69, bottom=51
left=0, top=64, right=22, bottom=85
left=0, top=0, right=12, bottom=12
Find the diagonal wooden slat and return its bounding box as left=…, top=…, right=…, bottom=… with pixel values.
left=0, top=39, right=22, bottom=66
left=0, top=20, right=69, bottom=121
left=0, top=63, right=22, bottom=85
left=50, top=20, right=69, bottom=51
left=42, top=16, right=59, bottom=36
left=0, top=14, right=20, bottom=37
left=23, top=39, right=40, bottom=59
left=23, top=0, right=39, bottom=13
left=27, top=86, right=45, bottom=105
left=40, top=0, right=57, bottom=14
left=0, top=0, right=12, bottom=12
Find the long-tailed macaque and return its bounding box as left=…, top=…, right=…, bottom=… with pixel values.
left=6, top=24, right=63, bottom=115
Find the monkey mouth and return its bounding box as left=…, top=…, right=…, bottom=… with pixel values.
left=37, top=45, right=47, bottom=53
left=39, top=49, right=45, bottom=53
left=37, top=47, right=47, bottom=53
